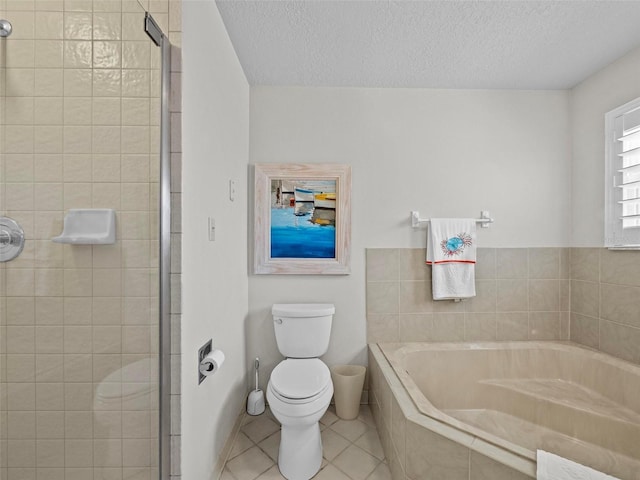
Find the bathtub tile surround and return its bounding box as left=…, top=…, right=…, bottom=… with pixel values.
left=220, top=406, right=391, bottom=480
left=380, top=342, right=640, bottom=477
left=366, top=248, right=571, bottom=344
left=405, top=421, right=469, bottom=479
left=368, top=247, right=640, bottom=366
left=368, top=345, right=534, bottom=480
left=571, top=248, right=640, bottom=365
left=365, top=247, right=640, bottom=480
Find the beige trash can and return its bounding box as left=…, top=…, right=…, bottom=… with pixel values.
left=330, top=365, right=366, bottom=420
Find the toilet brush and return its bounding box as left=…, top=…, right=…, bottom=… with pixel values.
left=247, top=357, right=265, bottom=415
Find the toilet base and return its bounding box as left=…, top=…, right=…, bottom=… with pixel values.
left=277, top=421, right=322, bottom=480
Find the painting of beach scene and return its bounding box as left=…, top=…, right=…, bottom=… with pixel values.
left=254, top=163, right=351, bottom=275
left=270, top=179, right=337, bottom=258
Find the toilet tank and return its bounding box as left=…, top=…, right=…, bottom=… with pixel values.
left=272, top=304, right=335, bottom=358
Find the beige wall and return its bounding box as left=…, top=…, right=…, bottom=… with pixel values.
left=571, top=45, right=640, bottom=246
left=182, top=1, right=250, bottom=479
left=248, top=87, right=572, bottom=395
left=247, top=46, right=640, bottom=397
left=0, top=0, right=182, bottom=478
left=566, top=45, right=640, bottom=363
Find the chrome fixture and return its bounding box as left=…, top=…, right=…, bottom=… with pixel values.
left=410, top=210, right=495, bottom=228
left=145, top=11, right=172, bottom=480
left=0, top=19, right=13, bottom=37
left=0, top=217, right=25, bottom=262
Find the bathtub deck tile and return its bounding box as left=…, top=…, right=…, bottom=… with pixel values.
left=405, top=420, right=470, bottom=480
left=469, top=452, right=532, bottom=480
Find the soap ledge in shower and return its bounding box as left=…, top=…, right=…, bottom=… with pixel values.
left=52, top=209, right=116, bottom=245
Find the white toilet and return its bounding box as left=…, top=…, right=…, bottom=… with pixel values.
left=267, top=303, right=335, bottom=480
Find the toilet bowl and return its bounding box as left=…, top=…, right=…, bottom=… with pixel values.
left=267, top=358, right=333, bottom=480
left=268, top=303, right=335, bottom=480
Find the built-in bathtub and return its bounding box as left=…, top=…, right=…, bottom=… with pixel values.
left=368, top=341, right=640, bottom=480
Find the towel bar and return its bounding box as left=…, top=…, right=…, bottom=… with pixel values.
left=410, top=211, right=494, bottom=228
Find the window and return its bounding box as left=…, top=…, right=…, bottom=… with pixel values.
left=605, top=98, right=640, bottom=247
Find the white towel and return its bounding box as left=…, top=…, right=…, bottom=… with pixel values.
left=536, top=450, right=619, bottom=480
left=425, top=218, right=476, bottom=300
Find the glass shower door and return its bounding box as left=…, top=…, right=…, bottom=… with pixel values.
left=0, top=2, right=163, bottom=478
left=0, top=0, right=6, bottom=474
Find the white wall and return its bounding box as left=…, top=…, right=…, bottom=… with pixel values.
left=571, top=45, right=640, bottom=246
left=248, top=87, right=572, bottom=387
left=182, top=1, right=249, bottom=478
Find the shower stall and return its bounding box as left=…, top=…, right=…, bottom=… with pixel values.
left=0, top=1, right=173, bottom=478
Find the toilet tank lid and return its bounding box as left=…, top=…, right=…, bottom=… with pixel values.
left=272, top=303, right=335, bottom=318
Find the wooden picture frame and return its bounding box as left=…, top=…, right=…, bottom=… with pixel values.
left=254, top=163, right=351, bottom=275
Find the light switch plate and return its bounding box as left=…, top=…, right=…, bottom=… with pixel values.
left=208, top=217, right=215, bottom=241
left=229, top=180, right=236, bottom=201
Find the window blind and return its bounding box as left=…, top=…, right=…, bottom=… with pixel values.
left=605, top=98, right=640, bottom=247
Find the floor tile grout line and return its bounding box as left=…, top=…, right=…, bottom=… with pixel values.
left=223, top=405, right=390, bottom=480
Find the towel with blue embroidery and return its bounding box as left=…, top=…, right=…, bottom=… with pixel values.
left=426, top=219, right=476, bottom=300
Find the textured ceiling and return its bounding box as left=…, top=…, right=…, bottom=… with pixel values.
left=215, top=0, right=640, bottom=89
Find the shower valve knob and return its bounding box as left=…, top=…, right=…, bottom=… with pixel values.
left=0, top=217, right=25, bottom=262
left=0, top=19, right=13, bottom=37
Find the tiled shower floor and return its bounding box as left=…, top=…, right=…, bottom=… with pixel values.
left=220, top=405, right=391, bottom=480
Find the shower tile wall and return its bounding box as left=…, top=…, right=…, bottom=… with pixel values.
left=0, top=1, right=183, bottom=479
left=366, top=248, right=571, bottom=344
left=167, top=2, right=182, bottom=478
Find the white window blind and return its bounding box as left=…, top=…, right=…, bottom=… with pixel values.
left=605, top=98, right=640, bottom=247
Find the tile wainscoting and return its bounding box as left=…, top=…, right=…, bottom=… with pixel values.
left=570, top=248, right=640, bottom=365
left=366, top=247, right=640, bottom=367
left=366, top=248, right=571, bottom=344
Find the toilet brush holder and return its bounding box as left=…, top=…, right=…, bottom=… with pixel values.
left=247, top=357, right=265, bottom=416
left=247, top=389, right=265, bottom=416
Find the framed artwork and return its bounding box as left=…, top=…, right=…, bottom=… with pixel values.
left=254, top=163, right=351, bottom=274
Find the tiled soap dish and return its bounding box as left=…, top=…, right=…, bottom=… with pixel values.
left=52, top=209, right=116, bottom=244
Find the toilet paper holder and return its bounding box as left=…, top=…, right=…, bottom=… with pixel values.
left=198, top=339, right=213, bottom=385
left=197, top=339, right=226, bottom=384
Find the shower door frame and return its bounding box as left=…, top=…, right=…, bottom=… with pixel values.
left=145, top=12, right=173, bottom=480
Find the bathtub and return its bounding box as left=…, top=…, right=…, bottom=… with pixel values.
left=368, top=341, right=640, bottom=480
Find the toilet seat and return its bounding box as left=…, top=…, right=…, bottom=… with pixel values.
left=270, top=358, right=331, bottom=403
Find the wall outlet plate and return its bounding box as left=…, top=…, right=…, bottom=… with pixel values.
left=198, top=339, right=213, bottom=385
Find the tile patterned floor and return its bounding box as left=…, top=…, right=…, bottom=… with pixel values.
left=220, top=405, right=392, bottom=480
